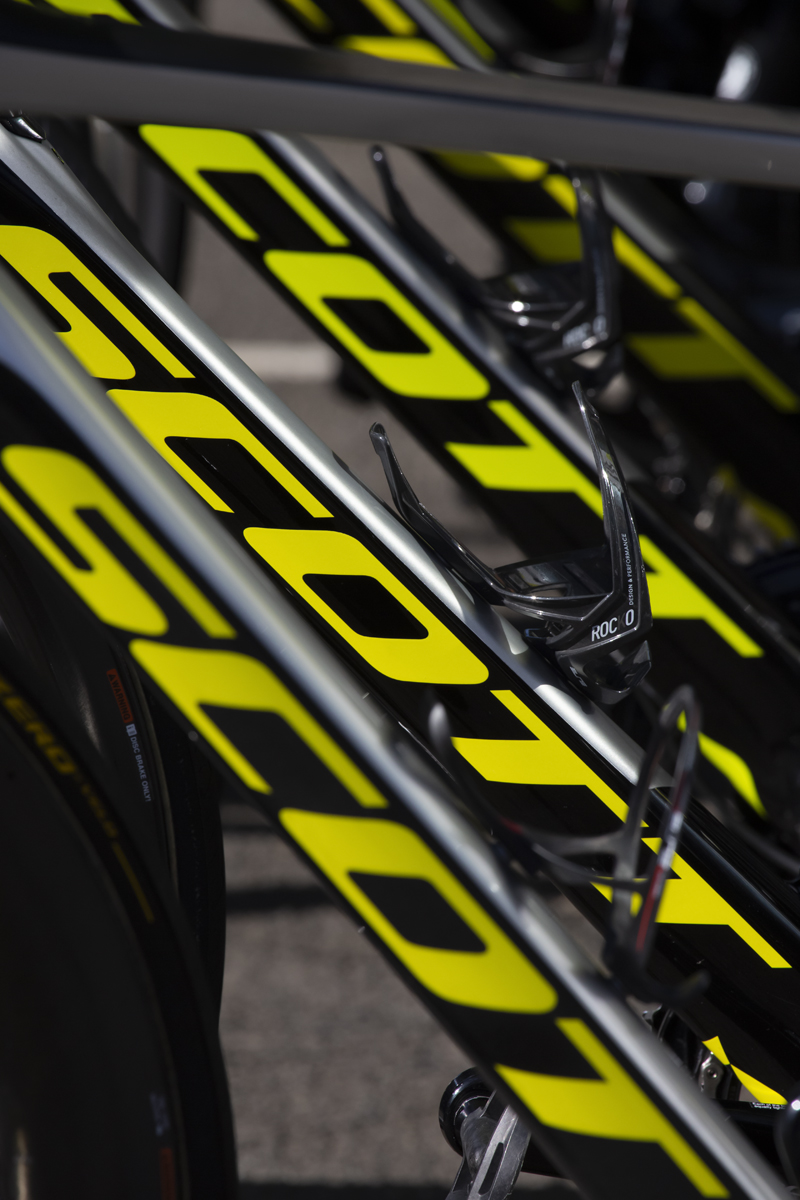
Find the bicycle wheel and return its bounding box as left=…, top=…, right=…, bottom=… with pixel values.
left=0, top=524, right=227, bottom=1005
left=0, top=656, right=237, bottom=1199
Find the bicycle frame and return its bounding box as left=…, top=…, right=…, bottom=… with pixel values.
left=32, top=0, right=799, bottom=849
left=263, top=0, right=800, bottom=508
left=127, top=112, right=800, bottom=824
left=0, top=161, right=789, bottom=1200
left=3, top=4, right=800, bottom=1188
left=3, top=2, right=800, bottom=184
left=267, top=0, right=800, bottom=574
left=13, top=0, right=800, bottom=847
left=1, top=108, right=800, bottom=1108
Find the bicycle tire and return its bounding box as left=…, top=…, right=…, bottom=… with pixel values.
left=0, top=656, right=237, bottom=1200
left=0, top=513, right=228, bottom=1003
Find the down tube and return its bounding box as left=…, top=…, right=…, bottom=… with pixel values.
left=30, top=0, right=800, bottom=913
left=0, top=262, right=786, bottom=1200
left=0, top=124, right=800, bottom=1106
left=1, top=255, right=796, bottom=1200
left=121, top=80, right=800, bottom=843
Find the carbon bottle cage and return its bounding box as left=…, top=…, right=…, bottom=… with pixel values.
left=428, top=685, right=705, bottom=1007
left=371, top=382, right=651, bottom=704
left=370, top=149, right=621, bottom=393
left=370, top=144, right=487, bottom=308
left=480, top=171, right=621, bottom=376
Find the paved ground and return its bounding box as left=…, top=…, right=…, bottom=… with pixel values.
left=171, top=1, right=583, bottom=1193
left=221, top=805, right=468, bottom=1186
left=220, top=804, right=578, bottom=1199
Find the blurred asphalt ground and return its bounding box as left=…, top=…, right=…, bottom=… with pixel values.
left=168, top=0, right=582, bottom=1193
left=221, top=802, right=577, bottom=1199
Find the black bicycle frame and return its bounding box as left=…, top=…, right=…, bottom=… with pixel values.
left=15, top=0, right=800, bottom=849
left=4, top=3, right=800, bottom=185
left=2, top=115, right=800, bottom=1122
left=267, top=0, right=800, bottom=560
left=1, top=207, right=793, bottom=1199
left=193, top=0, right=800, bottom=838
left=124, top=115, right=800, bottom=836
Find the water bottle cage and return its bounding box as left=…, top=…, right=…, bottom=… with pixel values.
left=371, top=382, right=652, bottom=705
left=370, top=147, right=621, bottom=395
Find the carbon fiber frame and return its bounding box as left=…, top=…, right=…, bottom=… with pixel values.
left=0, top=159, right=789, bottom=1200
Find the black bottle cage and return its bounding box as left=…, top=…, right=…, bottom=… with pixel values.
left=427, top=685, right=707, bottom=1008
left=371, top=382, right=652, bottom=704
left=371, top=149, right=620, bottom=386
left=480, top=170, right=621, bottom=369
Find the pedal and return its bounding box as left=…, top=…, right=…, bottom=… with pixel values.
left=445, top=1093, right=529, bottom=1200
left=439, top=1069, right=561, bottom=1196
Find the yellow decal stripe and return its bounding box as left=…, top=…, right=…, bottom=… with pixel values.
left=281, top=0, right=332, bottom=31
left=0, top=226, right=192, bottom=379
left=459, top=693, right=786, bottom=969
left=499, top=1020, right=728, bottom=1197
left=0, top=473, right=166, bottom=636
left=611, top=228, right=682, bottom=300
left=639, top=536, right=762, bottom=657
left=703, top=1037, right=787, bottom=1105
left=44, top=0, right=137, bottom=19
left=339, top=35, right=454, bottom=65
left=108, top=390, right=332, bottom=518
left=138, top=127, right=349, bottom=247
left=244, top=526, right=489, bottom=684
left=130, top=641, right=386, bottom=807
left=507, top=171, right=799, bottom=412
left=447, top=399, right=604, bottom=513
left=0, top=447, right=234, bottom=639
left=434, top=152, right=548, bottom=182
left=448, top=404, right=761, bottom=657
left=731, top=1066, right=786, bottom=1105
left=678, top=715, right=767, bottom=818
left=627, top=295, right=800, bottom=414
left=420, top=0, right=494, bottom=59
left=358, top=0, right=417, bottom=34
left=540, top=174, right=577, bottom=215
left=504, top=217, right=582, bottom=263
left=639, top=840, right=788, bottom=968
left=279, top=809, right=556, bottom=1011
left=265, top=250, right=490, bottom=399
left=453, top=689, right=628, bottom=821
